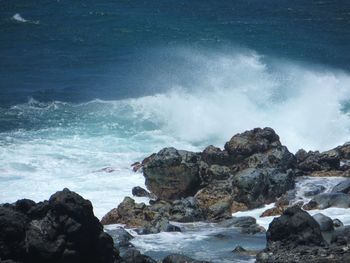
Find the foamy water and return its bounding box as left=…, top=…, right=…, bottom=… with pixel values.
left=1, top=49, right=350, bottom=219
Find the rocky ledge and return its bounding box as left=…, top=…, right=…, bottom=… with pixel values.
left=0, top=188, right=117, bottom=263
left=0, top=189, right=203, bottom=263
left=103, top=128, right=297, bottom=232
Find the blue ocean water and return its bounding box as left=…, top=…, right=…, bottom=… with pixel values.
left=1, top=1, right=350, bottom=261
left=1, top=0, right=350, bottom=106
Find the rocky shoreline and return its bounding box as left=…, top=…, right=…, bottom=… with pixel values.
left=1, top=127, right=350, bottom=262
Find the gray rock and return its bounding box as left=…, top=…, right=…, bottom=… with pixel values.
left=296, top=149, right=340, bottom=172
left=313, top=193, right=350, bottom=209
left=246, top=146, right=295, bottom=170
left=132, top=186, right=153, bottom=198
left=105, top=227, right=134, bottom=248
left=232, top=168, right=295, bottom=208
left=201, top=145, right=234, bottom=166
left=331, top=179, right=350, bottom=194
left=333, top=218, right=344, bottom=228
left=312, top=213, right=334, bottom=232
left=303, top=183, right=326, bottom=197
left=143, top=147, right=202, bottom=200
left=169, top=197, right=205, bottom=222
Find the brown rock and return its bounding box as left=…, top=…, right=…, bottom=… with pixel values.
left=101, top=197, right=155, bottom=226
left=309, top=170, right=349, bottom=177
left=260, top=206, right=285, bottom=217
left=195, top=182, right=233, bottom=221
left=230, top=201, right=248, bottom=213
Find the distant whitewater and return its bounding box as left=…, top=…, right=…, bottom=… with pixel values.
left=1, top=49, right=350, bottom=218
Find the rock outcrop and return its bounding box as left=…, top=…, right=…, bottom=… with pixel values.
left=256, top=206, right=350, bottom=263
left=104, top=127, right=297, bottom=231
left=0, top=188, right=118, bottom=263
left=232, top=168, right=294, bottom=209
left=143, top=148, right=202, bottom=200
left=295, top=142, right=350, bottom=177
left=101, top=197, right=181, bottom=234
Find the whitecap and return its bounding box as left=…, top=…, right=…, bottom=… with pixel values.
left=12, top=13, right=27, bottom=23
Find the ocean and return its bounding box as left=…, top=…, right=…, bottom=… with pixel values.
left=1, top=0, right=350, bottom=261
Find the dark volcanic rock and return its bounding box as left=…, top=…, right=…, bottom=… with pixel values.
left=296, top=149, right=340, bottom=173
left=232, top=168, right=295, bottom=208
left=162, top=254, right=210, bottom=263
left=0, top=206, right=29, bottom=261
left=0, top=188, right=117, bottom=263
left=313, top=213, right=334, bottom=232
left=257, top=207, right=350, bottom=263
left=168, top=197, right=205, bottom=222
left=224, top=127, right=281, bottom=157
left=143, top=147, right=202, bottom=200
left=132, top=186, right=153, bottom=198
left=266, top=206, right=325, bottom=248
left=105, top=227, right=134, bottom=248
left=120, top=248, right=156, bottom=263
left=201, top=145, right=234, bottom=166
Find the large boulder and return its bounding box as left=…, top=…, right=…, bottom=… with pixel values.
left=256, top=207, right=350, bottom=263
left=232, top=168, right=295, bottom=208
left=143, top=148, right=202, bottom=200
left=224, top=127, right=281, bottom=157
left=0, top=189, right=118, bottom=263
left=266, top=206, right=325, bottom=248
left=296, top=149, right=340, bottom=173
left=224, top=127, right=295, bottom=171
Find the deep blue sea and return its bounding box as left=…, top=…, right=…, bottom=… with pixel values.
left=1, top=1, right=350, bottom=261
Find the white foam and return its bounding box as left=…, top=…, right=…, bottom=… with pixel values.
left=125, top=49, right=350, bottom=152
left=11, top=13, right=39, bottom=24
left=12, top=13, right=27, bottom=23
left=232, top=203, right=276, bottom=230
left=1, top=48, right=350, bottom=220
